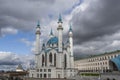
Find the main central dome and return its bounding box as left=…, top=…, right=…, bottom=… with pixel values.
left=47, top=36, right=58, bottom=45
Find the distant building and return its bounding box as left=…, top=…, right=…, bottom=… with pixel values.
left=0, top=71, right=28, bottom=80
left=16, top=64, right=24, bottom=72
left=29, top=15, right=77, bottom=78
left=75, top=50, right=120, bottom=73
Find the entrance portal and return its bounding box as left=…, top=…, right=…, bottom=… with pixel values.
left=110, top=61, right=118, bottom=71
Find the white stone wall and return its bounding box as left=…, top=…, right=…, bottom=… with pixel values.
left=29, top=69, right=36, bottom=78
left=57, top=53, right=63, bottom=68
left=75, top=52, right=120, bottom=72
left=29, top=48, right=75, bottom=78
left=29, top=68, right=76, bottom=78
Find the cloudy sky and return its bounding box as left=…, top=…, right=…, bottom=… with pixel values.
left=0, top=0, right=120, bottom=70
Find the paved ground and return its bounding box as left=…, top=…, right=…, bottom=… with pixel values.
left=74, top=75, right=100, bottom=80
left=74, top=74, right=120, bottom=80
left=74, top=73, right=120, bottom=80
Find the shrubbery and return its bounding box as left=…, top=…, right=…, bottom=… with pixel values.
left=80, top=73, right=100, bottom=76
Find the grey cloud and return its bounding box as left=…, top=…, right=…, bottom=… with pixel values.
left=72, top=0, right=120, bottom=45
left=0, top=52, right=22, bottom=65
left=28, top=0, right=55, bottom=3
left=0, top=61, right=21, bottom=65
left=0, top=0, right=79, bottom=36
left=0, top=0, right=49, bottom=32
left=1, top=27, right=18, bottom=36
left=73, top=30, right=120, bottom=56
left=0, top=52, right=34, bottom=70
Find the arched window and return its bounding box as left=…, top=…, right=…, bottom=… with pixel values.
left=105, top=56, right=106, bottom=60
left=45, top=53, right=47, bottom=66
left=54, top=54, right=56, bottom=67
left=49, top=53, right=52, bottom=63
left=42, top=55, right=44, bottom=66
left=64, top=54, right=67, bottom=68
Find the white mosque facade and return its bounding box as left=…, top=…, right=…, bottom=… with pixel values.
left=29, top=15, right=77, bottom=78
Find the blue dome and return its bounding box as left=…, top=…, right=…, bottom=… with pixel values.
left=47, top=37, right=58, bottom=45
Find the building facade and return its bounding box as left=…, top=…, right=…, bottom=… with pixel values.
left=29, top=15, right=76, bottom=78
left=75, top=50, right=120, bottom=73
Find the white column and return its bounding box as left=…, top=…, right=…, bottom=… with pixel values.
left=69, top=32, right=74, bottom=68
left=35, top=30, right=40, bottom=54
left=57, top=23, right=63, bottom=52
left=69, top=37, right=73, bottom=56
left=35, top=55, right=38, bottom=68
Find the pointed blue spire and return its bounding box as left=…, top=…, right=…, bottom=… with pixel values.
left=69, top=24, right=72, bottom=32
left=37, top=20, right=40, bottom=27
left=50, top=28, right=53, bottom=35
left=58, top=14, right=62, bottom=23
left=42, top=43, right=45, bottom=50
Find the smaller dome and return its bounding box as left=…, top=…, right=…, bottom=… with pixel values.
left=47, top=37, right=58, bottom=45
left=16, top=64, right=24, bottom=72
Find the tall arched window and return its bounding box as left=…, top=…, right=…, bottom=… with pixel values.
left=64, top=54, right=67, bottom=68
left=49, top=53, right=52, bottom=63
left=42, top=55, right=44, bottom=66
left=45, top=53, right=47, bottom=66
left=54, top=54, right=56, bottom=67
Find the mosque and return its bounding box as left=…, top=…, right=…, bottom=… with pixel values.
left=29, top=15, right=77, bottom=78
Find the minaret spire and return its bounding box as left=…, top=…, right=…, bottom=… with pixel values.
left=69, top=24, right=73, bottom=37
left=50, top=28, right=53, bottom=35
left=58, top=14, right=62, bottom=23
left=49, top=28, right=54, bottom=38
left=69, top=24, right=72, bottom=32
left=37, top=20, right=40, bottom=27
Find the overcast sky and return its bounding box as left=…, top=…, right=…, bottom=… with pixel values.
left=0, top=0, right=120, bottom=70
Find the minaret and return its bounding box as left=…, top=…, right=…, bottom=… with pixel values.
left=57, top=14, right=63, bottom=52
left=35, top=21, right=41, bottom=68
left=35, top=21, right=41, bottom=54
left=69, top=24, right=74, bottom=68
